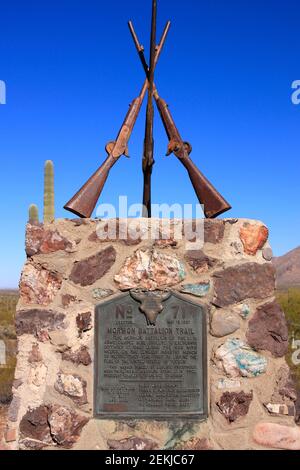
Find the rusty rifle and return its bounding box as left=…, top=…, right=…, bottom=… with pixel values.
left=128, top=23, right=231, bottom=218
left=64, top=22, right=170, bottom=219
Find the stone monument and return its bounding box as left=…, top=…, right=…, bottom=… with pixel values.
left=4, top=218, right=300, bottom=450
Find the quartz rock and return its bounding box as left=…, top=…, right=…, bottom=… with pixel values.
left=92, top=288, right=114, bottom=300
left=20, top=264, right=62, bottom=306
left=54, top=372, right=87, bottom=405
left=115, top=249, right=185, bottom=290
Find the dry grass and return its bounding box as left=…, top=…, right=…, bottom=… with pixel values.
left=0, top=291, right=18, bottom=404
left=0, top=291, right=18, bottom=326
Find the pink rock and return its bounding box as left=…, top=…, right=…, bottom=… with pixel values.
left=19, top=263, right=62, bottom=305
left=239, top=223, right=269, bottom=256
left=19, top=404, right=89, bottom=449
left=253, top=422, right=300, bottom=450
left=26, top=224, right=76, bottom=256
left=48, top=405, right=89, bottom=448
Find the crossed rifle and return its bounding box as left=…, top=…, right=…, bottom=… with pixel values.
left=64, top=12, right=231, bottom=220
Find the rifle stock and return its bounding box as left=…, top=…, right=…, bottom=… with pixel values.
left=155, top=96, right=231, bottom=218
left=178, top=157, right=232, bottom=218
left=63, top=155, right=117, bottom=218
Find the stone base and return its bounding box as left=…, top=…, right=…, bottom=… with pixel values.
left=5, top=218, right=299, bottom=450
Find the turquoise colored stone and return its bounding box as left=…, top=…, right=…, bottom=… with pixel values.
left=240, top=304, right=250, bottom=319
left=179, top=262, right=186, bottom=281
left=181, top=282, right=210, bottom=297
left=223, top=338, right=267, bottom=377
left=92, top=288, right=114, bottom=300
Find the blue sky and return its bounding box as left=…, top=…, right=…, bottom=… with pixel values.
left=0, top=0, right=299, bottom=288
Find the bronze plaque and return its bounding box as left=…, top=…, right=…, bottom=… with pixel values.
left=94, top=291, right=207, bottom=420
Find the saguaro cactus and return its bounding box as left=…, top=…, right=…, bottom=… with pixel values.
left=28, top=204, right=39, bottom=224
left=43, top=160, right=55, bottom=223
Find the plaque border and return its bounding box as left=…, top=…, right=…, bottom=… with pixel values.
left=94, top=291, right=208, bottom=421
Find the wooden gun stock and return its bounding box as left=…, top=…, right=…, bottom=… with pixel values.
left=155, top=96, right=231, bottom=218
left=177, top=156, right=231, bottom=218
left=63, top=155, right=117, bottom=218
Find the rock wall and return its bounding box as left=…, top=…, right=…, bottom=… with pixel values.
left=5, top=218, right=300, bottom=450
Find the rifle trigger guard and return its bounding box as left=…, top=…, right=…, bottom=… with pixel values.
left=105, top=141, right=116, bottom=156
left=166, top=139, right=181, bottom=156
left=105, top=141, right=130, bottom=158
left=166, top=139, right=192, bottom=158
left=183, top=141, right=192, bottom=155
